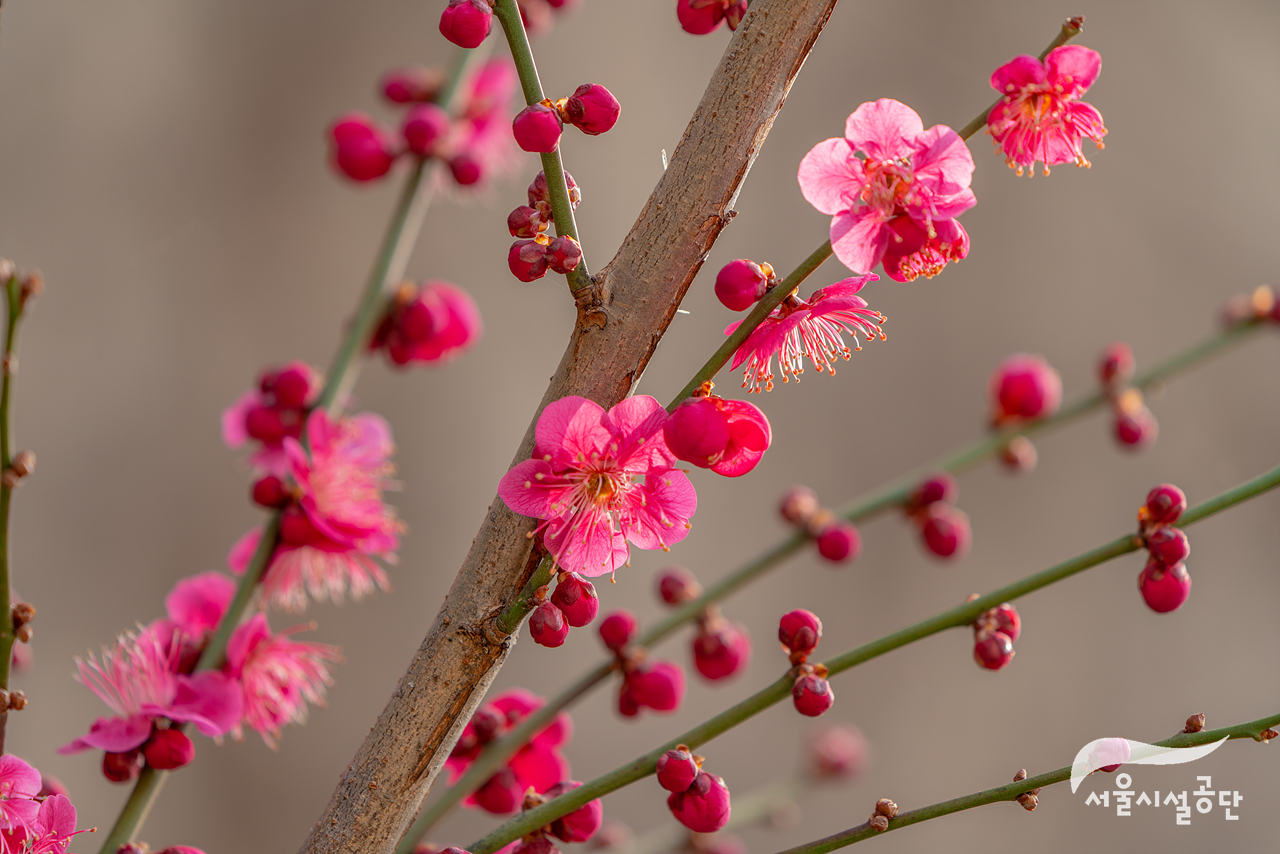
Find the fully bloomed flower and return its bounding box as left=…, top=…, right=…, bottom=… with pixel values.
left=498, top=396, right=697, bottom=577
left=0, top=755, right=41, bottom=831
left=224, top=613, right=341, bottom=749
left=0, top=794, right=90, bottom=854
left=229, top=410, right=400, bottom=611
left=726, top=276, right=885, bottom=393
left=798, top=99, right=975, bottom=282
left=446, top=688, right=572, bottom=814
left=986, top=45, right=1107, bottom=176
left=60, top=627, right=242, bottom=756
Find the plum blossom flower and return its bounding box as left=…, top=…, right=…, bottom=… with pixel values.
left=0, top=755, right=41, bottom=831
left=370, top=281, right=483, bottom=367
left=441, top=58, right=520, bottom=189
left=229, top=410, right=400, bottom=612
left=498, top=396, right=697, bottom=577
left=221, top=362, right=323, bottom=476
left=798, top=99, right=975, bottom=282
left=0, top=794, right=90, bottom=854
left=60, top=627, right=242, bottom=756
left=224, top=613, right=341, bottom=749
left=446, top=689, right=572, bottom=814
left=726, top=276, right=885, bottom=393
left=986, top=45, right=1107, bottom=176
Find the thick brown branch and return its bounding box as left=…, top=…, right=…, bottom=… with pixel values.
left=298, top=2, right=838, bottom=851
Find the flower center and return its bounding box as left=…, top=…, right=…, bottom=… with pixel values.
left=860, top=157, right=916, bottom=213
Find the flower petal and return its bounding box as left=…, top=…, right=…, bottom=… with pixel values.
left=844, top=98, right=924, bottom=161
left=534, top=396, right=610, bottom=462
left=797, top=138, right=863, bottom=215
left=1045, top=44, right=1101, bottom=96
left=545, top=513, right=629, bottom=578
left=165, top=670, right=244, bottom=737
left=990, top=54, right=1046, bottom=94
left=910, top=124, right=975, bottom=196
left=622, top=469, right=697, bottom=551
left=497, top=459, right=560, bottom=519
left=57, top=715, right=153, bottom=755
left=830, top=208, right=891, bottom=274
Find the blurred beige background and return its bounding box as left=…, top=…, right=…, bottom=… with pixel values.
left=1, top=1, right=1278, bottom=852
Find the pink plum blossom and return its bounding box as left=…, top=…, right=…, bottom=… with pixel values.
left=229, top=410, right=400, bottom=612
left=726, top=276, right=885, bottom=393
left=221, top=362, right=323, bottom=475
left=0, top=755, right=41, bottom=831
left=441, top=59, right=519, bottom=190
left=371, top=281, right=483, bottom=367
left=60, top=627, right=242, bottom=756
left=798, top=99, right=975, bottom=282
left=162, top=572, right=236, bottom=642
left=986, top=45, right=1107, bottom=176
left=498, top=396, right=697, bottom=577
left=446, top=689, right=573, bottom=814
left=0, top=794, right=89, bottom=854
left=224, top=613, right=341, bottom=749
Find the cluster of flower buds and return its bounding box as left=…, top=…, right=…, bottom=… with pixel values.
left=657, top=746, right=732, bottom=832
left=867, top=797, right=897, bottom=833
left=509, top=171, right=585, bottom=282
left=1011, top=768, right=1043, bottom=811
left=370, top=280, right=482, bottom=367
left=439, top=0, right=578, bottom=49
left=598, top=609, right=686, bottom=717
left=902, top=473, right=971, bottom=560
left=1220, top=284, right=1279, bottom=328
left=505, top=782, right=604, bottom=853
left=529, top=570, right=601, bottom=648
left=224, top=362, right=322, bottom=467
left=664, top=383, right=771, bottom=477
left=969, top=600, right=1021, bottom=670
left=988, top=353, right=1062, bottom=473
left=512, top=84, right=621, bottom=153
left=656, top=567, right=752, bottom=681
left=1136, top=483, right=1191, bottom=613
left=330, top=59, right=518, bottom=187
left=1096, top=342, right=1157, bottom=451
left=779, top=609, right=834, bottom=716
left=675, top=0, right=748, bottom=34
left=714, top=259, right=775, bottom=312
left=778, top=486, right=861, bottom=565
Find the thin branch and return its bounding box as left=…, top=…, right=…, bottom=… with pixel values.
left=772, top=711, right=1280, bottom=853
left=465, top=462, right=1280, bottom=853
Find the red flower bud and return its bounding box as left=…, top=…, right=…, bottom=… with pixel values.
left=919, top=504, right=972, bottom=560
left=507, top=205, right=545, bottom=238
left=807, top=724, right=868, bottom=779
left=656, top=747, right=700, bottom=793
left=692, top=621, right=751, bottom=681
left=402, top=103, right=451, bottom=157
left=509, top=238, right=551, bottom=282
left=908, top=473, right=957, bottom=510
left=714, top=260, right=771, bottom=312
left=381, top=66, right=439, bottom=104
left=989, top=354, right=1062, bottom=423
left=1115, top=407, right=1158, bottom=450
left=990, top=603, right=1020, bottom=643
left=675, top=0, right=725, bottom=34
left=667, top=771, right=731, bottom=832
left=1141, top=484, right=1187, bottom=527
left=102, top=749, right=144, bottom=783
left=329, top=113, right=397, bottom=182
left=973, top=631, right=1014, bottom=670
left=251, top=475, right=290, bottom=509
left=473, top=768, right=522, bottom=813
left=791, top=674, right=834, bottom=717
left=513, top=104, right=563, bottom=153
left=778, top=485, right=819, bottom=525
left=1138, top=559, right=1191, bottom=613
left=529, top=602, right=570, bottom=648
left=598, top=609, right=637, bottom=651
left=1098, top=342, right=1135, bottom=386
left=528, top=170, right=581, bottom=211
left=624, top=660, right=685, bottom=712
left=546, top=780, right=604, bottom=843
left=815, top=521, right=861, bottom=564
left=778, top=609, right=822, bottom=657
left=439, top=0, right=494, bottom=49
left=657, top=567, right=701, bottom=606
left=143, top=728, right=195, bottom=771
left=449, top=154, right=483, bottom=186
left=564, top=84, right=620, bottom=135
left=1146, top=525, right=1190, bottom=566
left=550, top=573, right=599, bottom=627
left=546, top=235, right=583, bottom=275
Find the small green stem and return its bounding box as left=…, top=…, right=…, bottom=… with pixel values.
left=467, top=462, right=1280, bottom=853
left=491, top=0, right=592, bottom=293
left=772, top=711, right=1280, bottom=853
left=495, top=553, right=556, bottom=635
left=0, top=270, right=24, bottom=754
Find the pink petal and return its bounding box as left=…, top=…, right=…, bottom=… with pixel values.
left=497, top=459, right=560, bottom=519
left=622, top=469, right=697, bottom=551
left=35, top=794, right=77, bottom=838
left=603, top=395, right=674, bottom=470
left=0, top=755, right=43, bottom=808
left=545, top=514, right=629, bottom=578
left=797, top=138, right=863, bottom=215
left=830, top=208, right=891, bottom=274
left=225, top=612, right=272, bottom=676
left=227, top=527, right=263, bottom=575
left=57, top=715, right=153, bottom=754
left=165, top=572, right=237, bottom=638
left=509, top=742, right=569, bottom=794
left=925, top=187, right=977, bottom=221
left=489, top=688, right=543, bottom=720
left=910, top=125, right=975, bottom=196
left=709, top=401, right=771, bottom=477
left=165, top=670, right=243, bottom=737
left=844, top=99, right=924, bottom=161
left=1045, top=44, right=1101, bottom=96
left=531, top=710, right=573, bottom=751
left=534, top=396, right=610, bottom=462
left=990, top=54, right=1046, bottom=94
left=220, top=390, right=260, bottom=449
left=811, top=275, right=873, bottom=301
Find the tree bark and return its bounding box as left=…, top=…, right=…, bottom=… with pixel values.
left=299, top=2, right=839, bottom=851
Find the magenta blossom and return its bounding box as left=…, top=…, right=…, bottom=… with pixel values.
left=225, top=613, right=341, bottom=749
left=440, top=58, right=519, bottom=190
left=371, top=281, right=483, bottom=367
left=230, top=410, right=400, bottom=611
left=987, top=45, right=1107, bottom=176
left=498, top=396, right=697, bottom=577
left=798, top=99, right=975, bottom=282
left=726, top=276, right=885, bottom=393
left=0, top=755, right=41, bottom=831
left=60, top=627, right=242, bottom=756
left=1, top=794, right=90, bottom=854
left=446, top=688, right=573, bottom=814
left=221, top=362, right=323, bottom=475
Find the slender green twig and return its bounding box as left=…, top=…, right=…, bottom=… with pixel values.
left=400, top=318, right=1265, bottom=852
left=491, top=0, right=591, bottom=293
left=495, top=553, right=557, bottom=635
left=772, top=711, right=1280, bottom=853
left=466, top=462, right=1280, bottom=853
left=96, top=48, right=485, bottom=854
left=0, top=264, right=30, bottom=754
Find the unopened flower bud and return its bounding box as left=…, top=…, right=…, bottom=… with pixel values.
left=103, top=749, right=144, bottom=783
left=1141, top=484, right=1187, bottom=527
left=1146, top=525, right=1190, bottom=566
left=869, top=815, right=889, bottom=832
left=973, top=630, right=1014, bottom=670
left=439, top=0, right=494, bottom=49
left=624, top=660, right=685, bottom=712
left=564, top=84, right=621, bottom=136
left=1261, top=728, right=1278, bottom=742
left=381, top=66, right=441, bottom=104
left=6, top=689, right=24, bottom=710
left=403, top=104, right=451, bottom=157
left=657, top=567, right=701, bottom=606
left=814, top=521, right=861, bottom=565
left=675, top=0, right=725, bottom=34
left=507, top=205, right=545, bottom=238
left=509, top=237, right=551, bottom=282
left=528, top=170, right=581, bottom=211
left=778, top=609, right=822, bottom=657
left=714, top=260, right=772, bottom=312
left=792, top=674, right=835, bottom=716
left=778, top=486, right=819, bottom=526
left=656, top=746, right=700, bottom=793
left=252, top=475, right=291, bottom=509
left=1098, top=342, right=1135, bottom=387
left=667, top=771, right=731, bottom=832
left=530, top=602, right=570, bottom=647
left=449, top=154, right=483, bottom=186
left=807, top=724, right=868, bottom=779
left=1017, top=792, right=1039, bottom=811
left=513, top=103, right=563, bottom=153
left=12, top=602, right=34, bottom=629
left=598, top=609, right=637, bottom=652
left=329, top=113, right=398, bottom=182
left=998, top=435, right=1037, bottom=473
left=989, top=354, right=1063, bottom=424
left=874, top=798, right=898, bottom=819
left=546, top=780, right=604, bottom=843
left=908, top=473, right=957, bottom=511
left=1138, top=559, right=1191, bottom=613
left=14, top=625, right=31, bottom=644
left=473, top=769, right=522, bottom=813
left=1183, top=713, right=1206, bottom=734
left=551, top=573, right=599, bottom=628
left=989, top=603, right=1020, bottom=643
left=919, top=504, right=971, bottom=560
left=692, top=620, right=751, bottom=681
left=1115, top=407, right=1158, bottom=450
left=546, top=236, right=583, bottom=275
left=143, top=728, right=195, bottom=770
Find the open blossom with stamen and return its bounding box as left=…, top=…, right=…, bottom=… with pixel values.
left=725, top=276, right=885, bottom=393
left=1, top=794, right=91, bottom=854
left=224, top=613, right=341, bottom=749
left=59, top=627, right=242, bottom=756
left=498, top=396, right=696, bottom=577
left=229, top=410, right=399, bottom=611
left=0, top=756, right=41, bottom=831
left=798, top=99, right=975, bottom=282
left=987, top=45, right=1107, bottom=176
